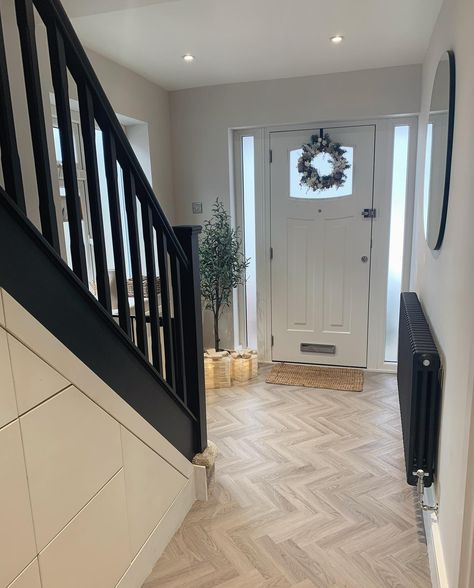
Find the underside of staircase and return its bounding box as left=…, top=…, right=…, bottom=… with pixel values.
left=0, top=0, right=206, bottom=460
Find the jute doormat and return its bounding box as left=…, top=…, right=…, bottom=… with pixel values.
left=266, top=363, right=364, bottom=392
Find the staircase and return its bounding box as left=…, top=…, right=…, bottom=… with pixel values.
left=0, top=0, right=206, bottom=460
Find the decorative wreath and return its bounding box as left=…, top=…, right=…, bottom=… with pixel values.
left=297, top=133, right=350, bottom=191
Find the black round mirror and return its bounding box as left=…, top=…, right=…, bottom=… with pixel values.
left=424, top=50, right=455, bottom=250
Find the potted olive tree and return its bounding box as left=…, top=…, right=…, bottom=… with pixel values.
left=200, top=199, right=249, bottom=388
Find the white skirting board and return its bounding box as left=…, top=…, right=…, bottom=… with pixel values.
left=117, top=472, right=198, bottom=588
left=193, top=464, right=209, bottom=501
left=423, top=486, right=449, bottom=588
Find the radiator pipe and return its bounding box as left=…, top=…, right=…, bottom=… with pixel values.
left=415, top=469, right=439, bottom=515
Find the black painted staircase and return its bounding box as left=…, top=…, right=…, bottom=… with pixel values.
left=0, top=0, right=206, bottom=459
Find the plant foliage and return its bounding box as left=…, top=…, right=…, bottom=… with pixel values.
left=199, top=198, right=249, bottom=350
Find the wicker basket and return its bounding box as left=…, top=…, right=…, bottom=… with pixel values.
left=127, top=276, right=161, bottom=298
left=230, top=349, right=258, bottom=383
left=204, top=350, right=231, bottom=389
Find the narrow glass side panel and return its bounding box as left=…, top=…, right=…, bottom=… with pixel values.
left=385, top=126, right=410, bottom=362
left=242, top=136, right=257, bottom=350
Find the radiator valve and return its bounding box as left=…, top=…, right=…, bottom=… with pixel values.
left=415, top=469, right=439, bottom=515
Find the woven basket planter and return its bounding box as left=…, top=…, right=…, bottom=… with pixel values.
left=230, top=349, right=258, bottom=383
left=127, top=276, right=161, bottom=298
left=204, top=350, right=231, bottom=389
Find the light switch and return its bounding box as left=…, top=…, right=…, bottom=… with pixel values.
left=192, top=202, right=203, bottom=214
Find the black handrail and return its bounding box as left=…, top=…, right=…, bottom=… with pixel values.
left=0, top=0, right=206, bottom=454
left=32, top=0, right=189, bottom=269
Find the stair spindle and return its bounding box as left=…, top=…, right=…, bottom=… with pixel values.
left=156, top=229, right=175, bottom=389
left=0, top=10, right=26, bottom=211
left=78, top=82, right=111, bottom=311
left=124, top=171, right=148, bottom=357
left=48, top=25, right=88, bottom=283
left=170, top=255, right=187, bottom=403
left=15, top=0, right=60, bottom=251
left=102, top=133, right=131, bottom=336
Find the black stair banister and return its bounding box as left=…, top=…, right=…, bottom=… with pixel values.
left=0, top=188, right=204, bottom=457
left=32, top=0, right=189, bottom=270
left=0, top=0, right=207, bottom=457
left=15, top=0, right=61, bottom=252
left=175, top=226, right=207, bottom=452
left=48, top=24, right=88, bottom=283
left=0, top=11, right=25, bottom=211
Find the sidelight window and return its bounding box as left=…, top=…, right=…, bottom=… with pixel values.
left=242, top=136, right=258, bottom=349
left=385, top=125, right=410, bottom=362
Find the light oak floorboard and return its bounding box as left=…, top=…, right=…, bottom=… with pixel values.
left=144, top=368, right=431, bottom=588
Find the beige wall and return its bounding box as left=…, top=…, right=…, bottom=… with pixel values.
left=170, top=64, right=422, bottom=347
left=86, top=49, right=175, bottom=221
left=412, top=0, right=474, bottom=585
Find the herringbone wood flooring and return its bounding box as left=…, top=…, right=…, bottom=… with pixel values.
left=144, top=367, right=431, bottom=588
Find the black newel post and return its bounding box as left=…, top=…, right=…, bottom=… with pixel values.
left=173, top=225, right=207, bottom=454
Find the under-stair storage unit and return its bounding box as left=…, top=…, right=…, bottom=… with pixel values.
left=0, top=288, right=198, bottom=588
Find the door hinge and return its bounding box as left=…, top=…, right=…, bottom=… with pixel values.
left=362, top=208, right=377, bottom=219
left=269, top=149, right=273, bottom=163
left=271, top=335, right=274, bottom=346
left=270, top=246, right=274, bottom=260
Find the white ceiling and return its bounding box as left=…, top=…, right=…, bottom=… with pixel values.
left=67, top=0, right=442, bottom=91
left=63, top=0, right=180, bottom=18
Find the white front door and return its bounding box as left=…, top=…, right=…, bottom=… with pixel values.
left=270, top=125, right=375, bottom=367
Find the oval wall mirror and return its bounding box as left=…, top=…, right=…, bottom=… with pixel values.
left=424, top=50, right=456, bottom=250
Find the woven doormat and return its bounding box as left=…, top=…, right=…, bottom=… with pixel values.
left=266, top=363, right=364, bottom=392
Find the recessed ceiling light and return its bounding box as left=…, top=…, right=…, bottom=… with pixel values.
left=183, top=54, right=195, bottom=63
left=330, top=35, right=344, bottom=44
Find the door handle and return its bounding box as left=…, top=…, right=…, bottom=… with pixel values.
left=361, top=256, right=369, bottom=263
left=362, top=208, right=376, bottom=219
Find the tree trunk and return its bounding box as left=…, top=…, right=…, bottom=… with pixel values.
left=213, top=312, right=220, bottom=351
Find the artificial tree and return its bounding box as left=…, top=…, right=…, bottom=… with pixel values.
left=199, top=198, right=249, bottom=351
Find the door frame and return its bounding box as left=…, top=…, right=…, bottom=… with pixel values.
left=232, top=115, right=418, bottom=371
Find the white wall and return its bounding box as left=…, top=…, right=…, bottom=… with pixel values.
left=170, top=64, right=422, bottom=347
left=86, top=49, right=175, bottom=221
left=412, top=0, right=474, bottom=585
left=0, top=288, right=197, bottom=588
